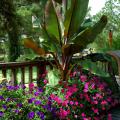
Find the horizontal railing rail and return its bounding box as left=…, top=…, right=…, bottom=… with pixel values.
left=0, top=60, right=48, bottom=86
left=0, top=54, right=117, bottom=86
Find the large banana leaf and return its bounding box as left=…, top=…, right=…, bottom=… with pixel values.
left=23, top=38, right=46, bottom=55
left=41, top=26, right=61, bottom=53
left=62, top=15, right=108, bottom=56
left=45, top=0, right=62, bottom=43
left=64, top=0, right=89, bottom=38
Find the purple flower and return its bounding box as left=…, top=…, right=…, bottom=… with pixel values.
left=36, top=111, right=41, bottom=117
left=38, top=88, right=43, bottom=93
left=48, top=96, right=52, bottom=101
left=0, top=96, right=4, bottom=100
left=34, top=100, right=41, bottom=105
left=2, top=105, right=7, bottom=110
left=43, top=104, right=51, bottom=111
left=28, top=98, right=35, bottom=104
left=15, top=109, right=19, bottom=114
left=28, top=111, right=34, bottom=119
left=7, top=86, right=14, bottom=90
left=17, top=103, right=22, bottom=108
left=37, top=112, right=45, bottom=120
left=0, top=85, right=2, bottom=89
left=0, top=111, right=4, bottom=117
left=28, top=99, right=33, bottom=104
left=14, top=85, right=20, bottom=90
left=31, top=98, right=36, bottom=101
left=6, top=98, right=11, bottom=102
left=21, top=85, right=26, bottom=89
left=34, top=92, right=39, bottom=96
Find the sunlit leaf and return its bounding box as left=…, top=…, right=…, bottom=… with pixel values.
left=40, top=26, right=61, bottom=53
left=23, top=38, right=46, bottom=55
left=45, top=0, right=61, bottom=43
left=64, top=0, right=89, bottom=38
left=74, top=15, right=108, bottom=44
left=62, top=15, right=108, bottom=56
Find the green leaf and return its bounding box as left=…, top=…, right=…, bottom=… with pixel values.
left=41, top=26, right=61, bottom=53
left=64, top=0, right=89, bottom=38
left=46, top=67, right=60, bottom=86
left=23, top=38, right=46, bottom=55
left=62, top=15, right=108, bottom=56
left=74, top=15, right=108, bottom=44
left=45, top=0, right=62, bottom=43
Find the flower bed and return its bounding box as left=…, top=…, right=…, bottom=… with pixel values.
left=0, top=71, right=120, bottom=120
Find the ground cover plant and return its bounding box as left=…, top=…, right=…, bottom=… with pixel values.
left=0, top=83, right=57, bottom=120
left=0, top=68, right=120, bottom=120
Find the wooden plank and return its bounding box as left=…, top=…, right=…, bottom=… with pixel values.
left=29, top=66, right=33, bottom=83
left=2, top=69, right=7, bottom=78
left=21, top=67, right=25, bottom=85
left=110, top=107, right=120, bottom=120
left=11, top=68, right=17, bottom=86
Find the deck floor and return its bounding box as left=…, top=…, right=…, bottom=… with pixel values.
left=111, top=107, right=120, bottom=120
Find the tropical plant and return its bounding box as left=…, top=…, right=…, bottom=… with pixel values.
left=23, top=0, right=107, bottom=82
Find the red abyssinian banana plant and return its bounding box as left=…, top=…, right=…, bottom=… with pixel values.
left=23, top=0, right=107, bottom=81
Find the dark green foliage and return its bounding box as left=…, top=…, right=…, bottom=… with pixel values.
left=0, top=0, right=21, bottom=61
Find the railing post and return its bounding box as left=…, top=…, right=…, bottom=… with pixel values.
left=29, top=66, right=33, bottom=83
left=37, top=61, right=46, bottom=87
left=11, top=68, right=17, bottom=86
left=21, top=67, right=25, bottom=86
left=2, top=69, right=7, bottom=78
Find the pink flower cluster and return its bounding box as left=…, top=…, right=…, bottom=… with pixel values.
left=49, top=72, right=120, bottom=120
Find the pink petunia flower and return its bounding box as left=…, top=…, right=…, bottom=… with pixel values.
left=93, top=100, right=98, bottom=105
left=50, top=94, right=55, bottom=99
left=54, top=96, right=62, bottom=104
left=69, top=101, right=74, bottom=105
left=80, top=104, right=84, bottom=108
left=81, top=113, right=86, bottom=117
left=108, top=113, right=112, bottom=120
left=80, top=93, right=84, bottom=99
left=62, top=100, right=69, bottom=107
left=43, top=79, right=48, bottom=84
left=59, top=108, right=69, bottom=119
left=80, top=75, right=87, bottom=82
left=91, top=83, right=95, bottom=89
left=65, top=91, right=72, bottom=99
left=101, top=100, right=107, bottom=105
left=92, top=107, right=98, bottom=114
left=75, top=101, right=78, bottom=105
left=83, top=82, right=89, bottom=93
left=29, top=83, right=34, bottom=91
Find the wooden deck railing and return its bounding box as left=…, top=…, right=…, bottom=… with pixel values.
left=0, top=53, right=119, bottom=87
left=0, top=60, right=47, bottom=86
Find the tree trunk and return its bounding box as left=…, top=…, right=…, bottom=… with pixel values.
left=8, top=30, right=20, bottom=61
left=0, top=0, right=21, bottom=61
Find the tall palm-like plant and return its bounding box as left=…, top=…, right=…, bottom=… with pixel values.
left=23, top=0, right=107, bottom=81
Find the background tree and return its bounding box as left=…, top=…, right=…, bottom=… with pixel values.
left=0, top=0, right=48, bottom=61
left=0, top=0, right=21, bottom=61
left=90, top=0, right=120, bottom=52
